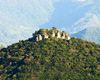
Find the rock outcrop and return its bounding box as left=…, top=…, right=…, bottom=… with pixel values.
left=42, top=32, right=49, bottom=40
left=33, top=27, right=71, bottom=41
left=57, top=31, right=61, bottom=38
left=52, top=31, right=55, bottom=37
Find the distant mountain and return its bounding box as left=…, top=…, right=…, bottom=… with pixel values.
left=0, top=28, right=100, bottom=80
left=71, top=28, right=87, bottom=39
left=0, top=25, right=34, bottom=45
left=70, top=13, right=100, bottom=34
left=0, top=0, right=54, bottom=45
left=71, top=27, right=100, bottom=44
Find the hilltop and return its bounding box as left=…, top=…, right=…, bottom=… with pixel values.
left=0, top=28, right=100, bottom=80
left=32, top=27, right=70, bottom=42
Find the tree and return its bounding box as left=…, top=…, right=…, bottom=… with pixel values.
left=52, top=27, right=57, bottom=30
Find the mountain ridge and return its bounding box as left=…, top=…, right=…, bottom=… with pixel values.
left=71, top=27, right=100, bottom=44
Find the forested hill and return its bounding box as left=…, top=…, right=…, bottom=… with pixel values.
left=0, top=37, right=100, bottom=80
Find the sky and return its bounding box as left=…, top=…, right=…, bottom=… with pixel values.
left=0, top=0, right=100, bottom=45
left=41, top=0, right=100, bottom=33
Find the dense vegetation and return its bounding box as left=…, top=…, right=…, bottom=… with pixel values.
left=0, top=37, right=100, bottom=80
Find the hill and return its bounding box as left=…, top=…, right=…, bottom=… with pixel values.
left=71, top=27, right=100, bottom=44
left=0, top=35, right=100, bottom=80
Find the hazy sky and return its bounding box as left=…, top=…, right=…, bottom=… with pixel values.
left=0, top=0, right=100, bottom=45
left=41, top=0, right=100, bottom=33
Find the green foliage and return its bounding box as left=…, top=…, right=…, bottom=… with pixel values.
left=0, top=38, right=100, bottom=80
left=38, top=29, right=46, bottom=35
left=52, top=27, right=57, bottom=30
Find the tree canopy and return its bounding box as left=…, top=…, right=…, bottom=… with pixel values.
left=0, top=38, right=100, bottom=80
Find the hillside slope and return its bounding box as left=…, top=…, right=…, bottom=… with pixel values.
left=0, top=37, right=100, bottom=80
